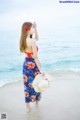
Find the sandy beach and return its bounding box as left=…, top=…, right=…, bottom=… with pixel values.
left=0, top=71, right=80, bottom=120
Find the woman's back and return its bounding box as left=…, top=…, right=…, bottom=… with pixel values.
left=24, top=38, right=38, bottom=58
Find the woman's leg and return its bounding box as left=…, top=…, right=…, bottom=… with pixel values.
left=35, top=93, right=42, bottom=107
left=26, top=103, right=30, bottom=112
left=23, top=75, right=31, bottom=112
left=35, top=100, right=38, bottom=107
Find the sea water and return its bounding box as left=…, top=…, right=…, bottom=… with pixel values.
left=0, top=26, right=80, bottom=87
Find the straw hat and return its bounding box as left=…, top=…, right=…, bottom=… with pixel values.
left=32, top=72, right=53, bottom=92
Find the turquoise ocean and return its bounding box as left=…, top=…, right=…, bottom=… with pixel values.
left=0, top=26, right=80, bottom=87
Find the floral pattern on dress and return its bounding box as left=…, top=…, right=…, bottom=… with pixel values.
left=22, top=57, right=42, bottom=103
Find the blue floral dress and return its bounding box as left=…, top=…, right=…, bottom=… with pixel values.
left=22, top=57, right=42, bottom=103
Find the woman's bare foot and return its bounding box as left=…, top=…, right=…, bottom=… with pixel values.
left=26, top=103, right=31, bottom=112
left=26, top=108, right=30, bottom=112
left=35, top=100, right=39, bottom=107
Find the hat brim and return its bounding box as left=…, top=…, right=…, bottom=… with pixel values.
left=32, top=72, right=53, bottom=92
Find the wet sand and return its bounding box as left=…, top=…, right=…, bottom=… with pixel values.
left=0, top=71, right=80, bottom=120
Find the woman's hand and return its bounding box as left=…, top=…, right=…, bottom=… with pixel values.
left=40, top=70, right=45, bottom=77
left=40, top=69, right=45, bottom=76
left=33, top=21, right=37, bottom=29
left=40, top=70, right=48, bottom=80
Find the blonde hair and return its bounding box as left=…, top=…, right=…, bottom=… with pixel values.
left=19, top=22, right=33, bottom=52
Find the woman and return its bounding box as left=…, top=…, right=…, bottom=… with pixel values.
left=19, top=21, right=45, bottom=112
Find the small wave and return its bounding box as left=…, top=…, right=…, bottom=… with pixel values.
left=0, top=76, right=22, bottom=88
left=47, top=69, right=80, bottom=77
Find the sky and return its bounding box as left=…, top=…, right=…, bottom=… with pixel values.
left=0, top=0, right=80, bottom=32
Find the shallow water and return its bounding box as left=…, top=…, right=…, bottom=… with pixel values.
left=0, top=26, right=80, bottom=87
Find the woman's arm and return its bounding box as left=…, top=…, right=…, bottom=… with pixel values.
left=34, top=28, right=39, bottom=41
left=33, top=21, right=39, bottom=41
left=31, top=39, right=43, bottom=72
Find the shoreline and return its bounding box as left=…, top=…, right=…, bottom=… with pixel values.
left=0, top=69, right=80, bottom=89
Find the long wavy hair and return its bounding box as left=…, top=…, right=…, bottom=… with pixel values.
left=19, top=22, right=33, bottom=53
